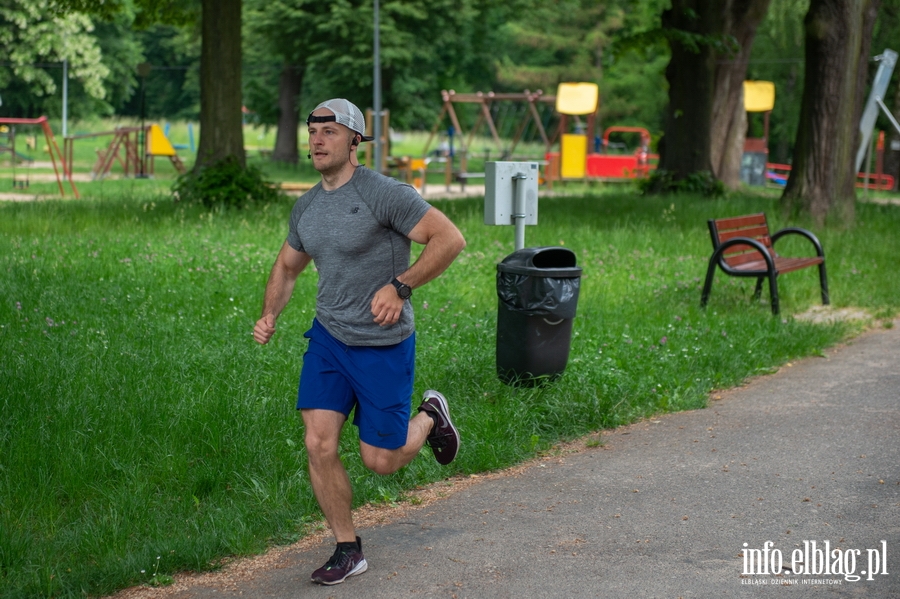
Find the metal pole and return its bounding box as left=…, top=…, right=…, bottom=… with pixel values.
left=865, top=131, right=876, bottom=196
left=139, top=77, right=146, bottom=177
left=373, top=0, right=382, bottom=173
left=875, top=96, right=900, bottom=135
left=62, top=59, right=68, bottom=138
left=136, top=62, right=151, bottom=178
left=513, top=173, right=527, bottom=250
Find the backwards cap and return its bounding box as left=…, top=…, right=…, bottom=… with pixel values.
left=306, top=98, right=374, bottom=142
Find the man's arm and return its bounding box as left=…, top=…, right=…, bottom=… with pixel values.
left=254, top=241, right=312, bottom=344
left=371, top=207, right=466, bottom=326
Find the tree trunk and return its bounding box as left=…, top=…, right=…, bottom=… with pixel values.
left=709, top=0, right=772, bottom=188
left=782, top=0, right=880, bottom=226
left=773, top=65, right=799, bottom=164
left=271, top=64, right=303, bottom=164
left=658, top=1, right=719, bottom=178
left=195, top=0, right=245, bottom=170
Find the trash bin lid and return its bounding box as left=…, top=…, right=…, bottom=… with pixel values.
left=497, top=246, right=582, bottom=277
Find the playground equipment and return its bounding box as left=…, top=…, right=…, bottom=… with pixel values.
left=746, top=57, right=897, bottom=191
left=423, top=83, right=659, bottom=188
left=740, top=80, right=775, bottom=186
left=424, top=90, right=556, bottom=159
left=543, top=82, right=656, bottom=183
left=422, top=89, right=558, bottom=190
left=586, top=126, right=654, bottom=180
left=64, top=124, right=186, bottom=180
left=164, top=122, right=196, bottom=153
left=0, top=116, right=79, bottom=198
left=0, top=124, right=33, bottom=189
left=553, top=82, right=598, bottom=179
left=856, top=49, right=898, bottom=173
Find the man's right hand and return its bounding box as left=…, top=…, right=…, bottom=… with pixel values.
left=254, top=314, right=277, bottom=344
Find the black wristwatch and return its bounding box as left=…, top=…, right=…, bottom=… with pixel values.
left=391, top=277, right=412, bottom=300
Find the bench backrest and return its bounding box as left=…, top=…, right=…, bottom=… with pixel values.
left=708, top=213, right=774, bottom=268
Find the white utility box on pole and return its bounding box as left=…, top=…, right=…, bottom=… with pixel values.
left=484, top=162, right=539, bottom=251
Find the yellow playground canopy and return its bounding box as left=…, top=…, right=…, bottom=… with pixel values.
left=744, top=81, right=775, bottom=113
left=555, top=82, right=599, bottom=116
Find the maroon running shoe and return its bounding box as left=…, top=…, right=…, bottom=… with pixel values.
left=418, top=390, right=460, bottom=465
left=310, top=537, right=367, bottom=585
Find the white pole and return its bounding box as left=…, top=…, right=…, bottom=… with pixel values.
left=373, top=0, right=382, bottom=173
left=62, top=59, right=68, bottom=138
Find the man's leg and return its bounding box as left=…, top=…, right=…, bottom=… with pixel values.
left=359, top=390, right=461, bottom=474
left=302, top=408, right=356, bottom=542
left=359, top=410, right=433, bottom=475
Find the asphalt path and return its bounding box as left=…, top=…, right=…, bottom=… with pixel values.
left=119, top=321, right=900, bottom=599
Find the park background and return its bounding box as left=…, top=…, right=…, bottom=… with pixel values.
left=2, top=1, right=900, bottom=598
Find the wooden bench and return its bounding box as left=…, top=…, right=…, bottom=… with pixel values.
left=700, top=213, right=829, bottom=315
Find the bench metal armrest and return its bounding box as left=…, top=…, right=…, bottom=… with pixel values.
left=712, top=236, right=775, bottom=275
left=771, top=227, right=825, bottom=258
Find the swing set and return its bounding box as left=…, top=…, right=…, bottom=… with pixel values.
left=423, top=90, right=558, bottom=174
left=0, top=116, right=79, bottom=197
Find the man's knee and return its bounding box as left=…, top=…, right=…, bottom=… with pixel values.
left=301, top=410, right=345, bottom=460
left=305, top=430, right=338, bottom=458
left=361, top=447, right=401, bottom=475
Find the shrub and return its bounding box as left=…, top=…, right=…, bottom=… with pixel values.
left=173, top=155, right=285, bottom=209
left=640, top=169, right=726, bottom=197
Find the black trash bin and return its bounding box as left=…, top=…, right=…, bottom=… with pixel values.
left=496, top=246, right=582, bottom=384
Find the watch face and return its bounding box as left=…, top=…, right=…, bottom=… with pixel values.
left=392, top=278, right=412, bottom=300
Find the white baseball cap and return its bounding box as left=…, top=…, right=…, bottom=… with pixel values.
left=306, top=98, right=374, bottom=142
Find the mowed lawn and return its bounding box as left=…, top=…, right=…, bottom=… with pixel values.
left=1, top=186, right=898, bottom=598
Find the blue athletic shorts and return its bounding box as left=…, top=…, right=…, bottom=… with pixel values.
left=297, top=318, right=415, bottom=450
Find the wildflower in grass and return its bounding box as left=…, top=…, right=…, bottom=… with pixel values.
left=659, top=336, right=667, bottom=345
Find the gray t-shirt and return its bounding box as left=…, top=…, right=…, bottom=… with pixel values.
left=286, top=166, right=431, bottom=346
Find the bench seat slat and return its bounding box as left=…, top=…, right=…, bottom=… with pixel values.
left=728, top=256, right=824, bottom=274
left=717, top=227, right=771, bottom=243
left=714, top=213, right=766, bottom=231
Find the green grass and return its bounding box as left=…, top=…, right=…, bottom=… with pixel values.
left=1, top=185, right=899, bottom=598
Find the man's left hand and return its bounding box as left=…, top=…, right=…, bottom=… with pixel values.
left=371, top=284, right=405, bottom=326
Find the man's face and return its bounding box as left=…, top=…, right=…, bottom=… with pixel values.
left=307, top=108, right=356, bottom=175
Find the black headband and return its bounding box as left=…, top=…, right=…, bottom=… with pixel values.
left=306, top=114, right=337, bottom=125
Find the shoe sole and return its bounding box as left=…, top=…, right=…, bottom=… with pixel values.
left=424, top=390, right=460, bottom=464
left=312, top=558, right=368, bottom=585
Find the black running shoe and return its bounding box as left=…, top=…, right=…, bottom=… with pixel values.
left=418, top=390, right=460, bottom=465
left=310, top=537, right=367, bottom=585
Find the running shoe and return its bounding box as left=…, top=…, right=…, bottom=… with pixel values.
left=310, top=537, right=367, bottom=585
left=418, top=390, right=460, bottom=465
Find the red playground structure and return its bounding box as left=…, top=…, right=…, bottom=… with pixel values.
left=0, top=116, right=79, bottom=198
left=586, top=126, right=655, bottom=180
